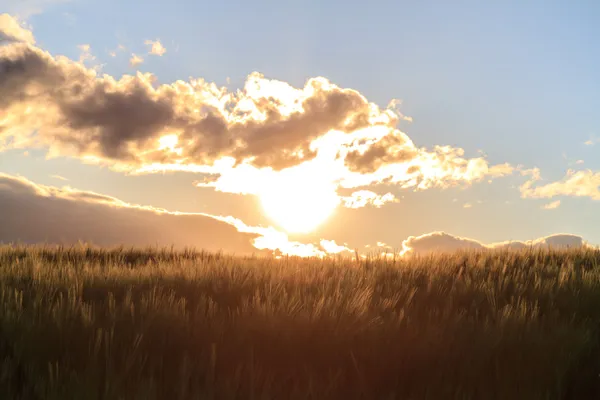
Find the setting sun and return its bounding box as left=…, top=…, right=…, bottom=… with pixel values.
left=259, top=183, right=339, bottom=233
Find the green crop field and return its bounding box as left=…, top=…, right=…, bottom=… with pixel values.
left=1, top=245, right=600, bottom=399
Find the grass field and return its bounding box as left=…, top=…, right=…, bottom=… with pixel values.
left=1, top=245, right=600, bottom=399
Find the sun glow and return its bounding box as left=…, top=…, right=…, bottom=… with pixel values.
left=258, top=177, right=340, bottom=233
left=157, top=134, right=181, bottom=154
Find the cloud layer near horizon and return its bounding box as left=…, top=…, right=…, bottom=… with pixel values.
left=0, top=173, right=592, bottom=257
left=0, top=173, right=260, bottom=252
left=0, top=173, right=351, bottom=256
left=401, top=231, right=591, bottom=255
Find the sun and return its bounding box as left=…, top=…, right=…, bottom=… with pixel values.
left=259, top=183, right=339, bottom=233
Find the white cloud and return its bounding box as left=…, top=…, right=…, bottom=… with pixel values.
left=129, top=53, right=144, bottom=67
left=144, top=39, right=166, bottom=56
left=340, top=190, right=398, bottom=209
left=520, top=169, right=600, bottom=201
left=320, top=239, right=351, bottom=254
left=401, top=231, right=591, bottom=255
left=0, top=14, right=35, bottom=44
left=212, top=215, right=337, bottom=257
left=401, top=232, right=485, bottom=255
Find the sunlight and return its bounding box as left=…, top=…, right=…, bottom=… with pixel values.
left=158, top=134, right=179, bottom=152
left=259, top=179, right=339, bottom=233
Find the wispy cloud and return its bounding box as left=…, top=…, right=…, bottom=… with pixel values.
left=3, top=0, right=73, bottom=20
left=108, top=44, right=126, bottom=57
left=50, top=174, right=68, bottom=181
left=542, top=200, right=561, bottom=210
left=62, top=11, right=76, bottom=25
left=584, top=134, right=599, bottom=146
left=77, top=44, right=95, bottom=64
left=340, top=190, right=398, bottom=209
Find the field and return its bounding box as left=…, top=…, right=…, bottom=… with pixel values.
left=1, top=246, right=600, bottom=399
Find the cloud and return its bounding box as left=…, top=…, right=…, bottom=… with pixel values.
left=0, top=173, right=343, bottom=256
left=49, top=174, right=68, bottom=181
left=584, top=135, right=598, bottom=146
left=144, top=39, right=166, bottom=56
left=2, top=0, right=73, bottom=19
left=0, top=14, right=35, bottom=44
left=520, top=169, right=600, bottom=201
left=0, top=40, right=512, bottom=179
left=401, top=231, right=591, bottom=255
left=319, top=239, right=351, bottom=254
left=129, top=53, right=144, bottom=67
left=528, top=234, right=588, bottom=249
left=463, top=202, right=472, bottom=209
left=519, top=167, right=542, bottom=180
left=0, top=173, right=259, bottom=252
left=108, top=44, right=126, bottom=57
left=542, top=200, right=561, bottom=210
left=402, top=232, right=485, bottom=255
left=0, top=37, right=514, bottom=220
left=211, top=215, right=351, bottom=257
left=488, top=234, right=589, bottom=251
left=344, top=130, right=417, bottom=173
left=77, top=44, right=95, bottom=64
left=340, top=190, right=398, bottom=209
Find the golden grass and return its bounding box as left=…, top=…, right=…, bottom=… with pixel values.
left=1, top=245, right=600, bottom=399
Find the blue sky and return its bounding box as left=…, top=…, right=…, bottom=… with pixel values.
left=1, top=0, right=599, bottom=253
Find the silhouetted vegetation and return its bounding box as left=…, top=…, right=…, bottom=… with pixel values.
left=1, top=245, right=600, bottom=399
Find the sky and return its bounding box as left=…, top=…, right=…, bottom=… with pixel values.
left=1, top=0, right=599, bottom=256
